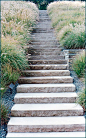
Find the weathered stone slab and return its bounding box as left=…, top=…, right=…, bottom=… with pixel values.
left=8, top=116, right=85, bottom=132
left=28, top=64, right=68, bottom=70
left=28, top=60, right=67, bottom=64
left=28, top=55, right=65, bottom=60
left=22, top=70, right=70, bottom=77
left=11, top=103, right=83, bottom=117
left=18, top=76, right=73, bottom=84
left=17, top=84, right=75, bottom=93
left=14, top=92, right=77, bottom=103
left=6, top=132, right=85, bottom=138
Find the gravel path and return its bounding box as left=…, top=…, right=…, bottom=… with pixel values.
left=0, top=71, right=85, bottom=138
left=0, top=82, right=18, bottom=138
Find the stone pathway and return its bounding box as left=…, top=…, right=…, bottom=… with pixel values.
left=6, top=10, right=85, bottom=138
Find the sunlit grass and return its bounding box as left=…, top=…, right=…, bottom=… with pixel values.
left=1, top=1, right=39, bottom=95
left=47, top=1, right=85, bottom=49
left=76, top=88, right=85, bottom=111
left=72, top=51, right=85, bottom=78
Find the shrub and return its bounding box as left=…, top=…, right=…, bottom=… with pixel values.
left=76, top=89, right=85, bottom=111
left=72, top=51, right=85, bottom=78
left=47, top=1, right=85, bottom=49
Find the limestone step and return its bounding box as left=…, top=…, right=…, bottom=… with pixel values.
left=32, top=29, right=53, bottom=33
left=7, top=116, right=85, bottom=132
left=28, top=64, right=68, bottom=70
left=22, top=70, right=70, bottom=77
left=29, top=50, right=62, bottom=56
left=18, top=76, right=73, bottom=84
left=33, top=27, right=53, bottom=31
left=32, top=32, right=56, bottom=37
left=31, top=36, right=56, bottom=40
left=6, top=132, right=85, bottom=138
left=28, top=60, right=67, bottom=64
left=31, top=38, right=57, bottom=42
left=40, top=18, right=51, bottom=21
left=17, top=84, right=75, bottom=93
left=14, top=92, right=77, bottom=104
left=30, top=41, right=59, bottom=45
left=28, top=55, right=65, bottom=60
left=28, top=47, right=62, bottom=51
left=32, top=28, right=53, bottom=33
left=11, top=103, right=83, bottom=117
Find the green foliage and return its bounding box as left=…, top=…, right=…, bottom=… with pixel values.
left=76, top=89, right=85, bottom=111
left=47, top=1, right=85, bottom=49
left=1, top=102, right=9, bottom=124
left=72, top=51, right=85, bottom=78
left=61, top=31, right=85, bottom=49
left=1, top=1, right=39, bottom=93
left=29, top=0, right=54, bottom=9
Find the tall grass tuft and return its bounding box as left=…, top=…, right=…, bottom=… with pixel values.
left=72, top=51, right=85, bottom=78
left=1, top=102, right=9, bottom=125
left=76, top=89, right=85, bottom=111
left=1, top=1, right=39, bottom=94
left=47, top=1, right=85, bottom=49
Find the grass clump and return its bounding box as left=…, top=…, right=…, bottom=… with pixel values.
left=72, top=51, right=85, bottom=78
left=1, top=102, right=9, bottom=125
left=47, top=1, right=85, bottom=49
left=1, top=1, right=39, bottom=95
left=76, top=89, right=85, bottom=111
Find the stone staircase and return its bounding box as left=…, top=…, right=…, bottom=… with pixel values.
left=6, top=10, right=85, bottom=138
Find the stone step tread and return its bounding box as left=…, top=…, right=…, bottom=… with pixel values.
left=17, top=83, right=75, bottom=93
left=28, top=47, right=62, bottom=50
left=28, top=64, right=68, bottom=70
left=11, top=103, right=83, bottom=117
left=6, top=132, right=85, bottom=137
left=14, top=92, right=77, bottom=98
left=29, top=64, right=67, bottom=66
left=31, top=39, right=57, bottom=41
left=28, top=60, right=67, bottom=64
left=22, top=70, right=70, bottom=73
left=18, top=76, right=73, bottom=84
left=11, top=103, right=83, bottom=111
left=19, top=76, right=73, bottom=79
left=8, top=116, right=85, bottom=125
left=28, top=60, right=66, bottom=62
left=31, top=40, right=58, bottom=42
left=17, top=83, right=75, bottom=88
left=28, top=55, right=64, bottom=58
left=14, top=92, right=77, bottom=103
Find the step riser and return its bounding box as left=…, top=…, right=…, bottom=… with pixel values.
left=28, top=56, right=65, bottom=60
left=29, top=48, right=62, bottom=51
left=28, top=60, right=67, bottom=64
left=29, top=46, right=61, bottom=49
left=29, top=51, right=62, bottom=55
left=22, top=71, right=70, bottom=77
left=14, top=97, right=76, bottom=104
left=31, top=36, right=56, bottom=39
left=17, top=86, right=75, bottom=93
left=31, top=41, right=59, bottom=45
left=11, top=110, right=83, bottom=117
left=29, top=65, right=67, bottom=70
left=32, top=30, right=54, bottom=33
left=8, top=125, right=85, bottom=133
left=18, top=78, right=73, bottom=84
left=32, top=37, right=56, bottom=39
